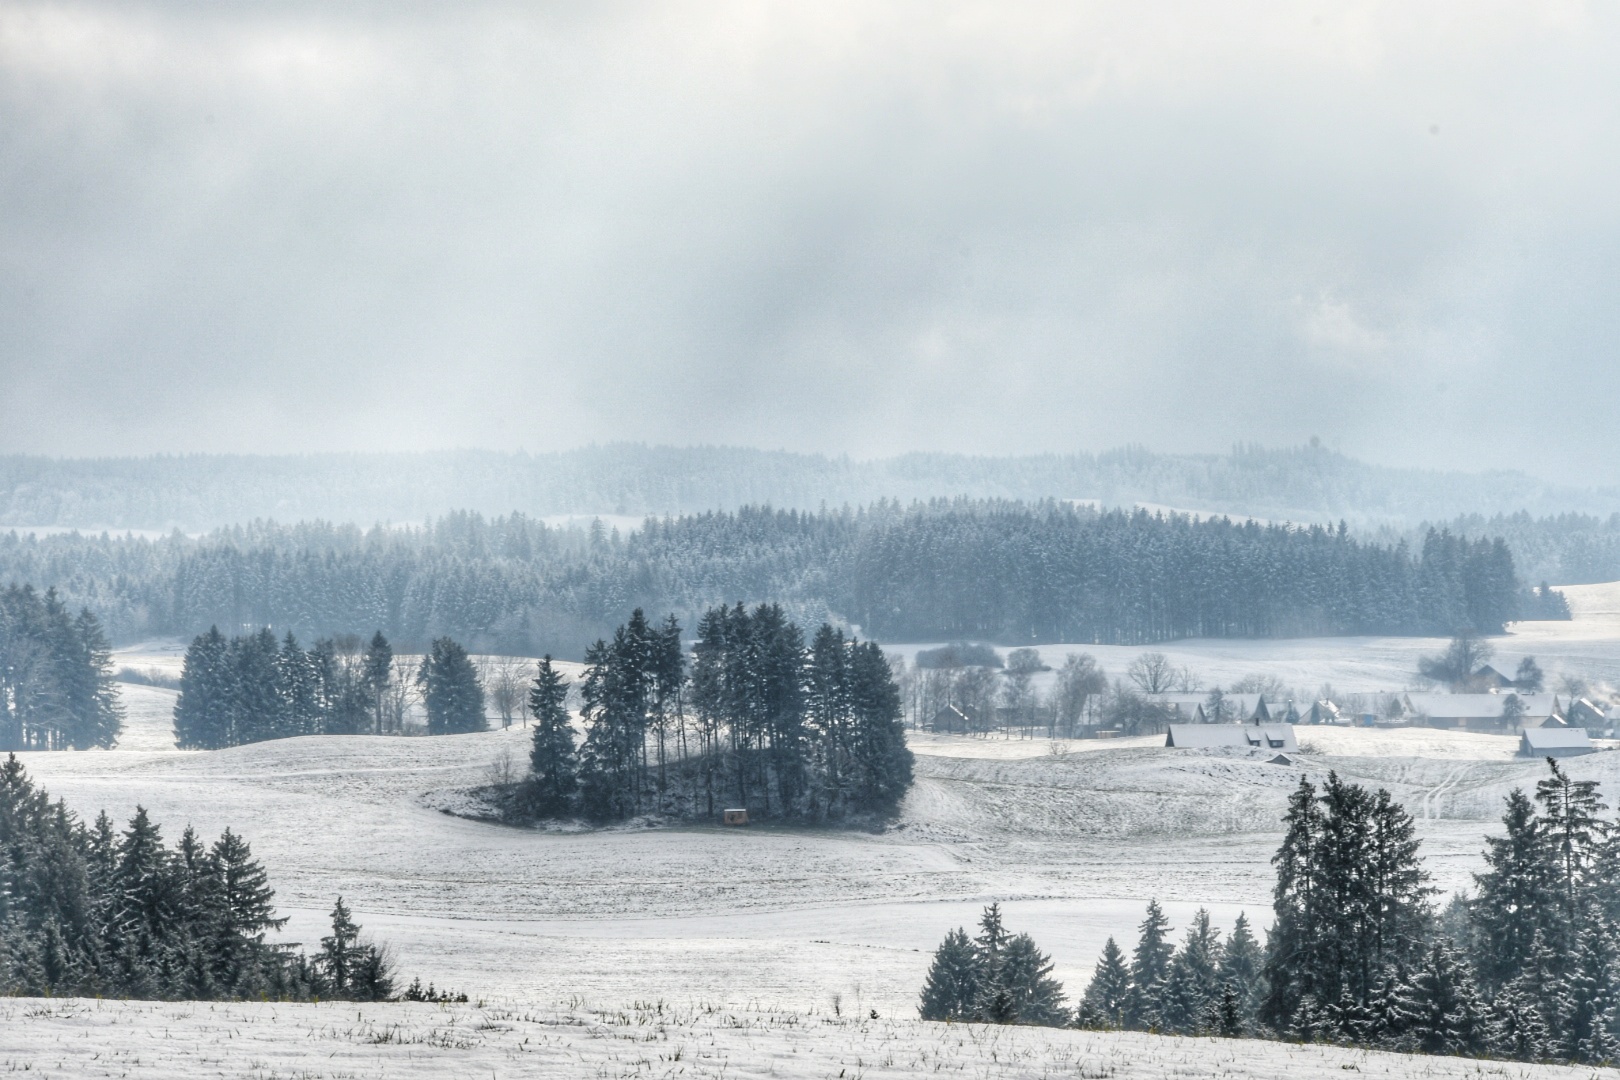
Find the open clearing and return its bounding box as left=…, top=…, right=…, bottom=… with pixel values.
left=7, top=584, right=1620, bottom=1073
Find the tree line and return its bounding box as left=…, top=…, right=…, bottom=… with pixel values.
left=522, top=605, right=914, bottom=823
left=920, top=760, right=1620, bottom=1066
left=3, top=443, right=1610, bottom=534
left=0, top=501, right=1541, bottom=658
left=0, top=585, right=121, bottom=751
left=174, top=628, right=487, bottom=748
left=0, top=755, right=398, bottom=1001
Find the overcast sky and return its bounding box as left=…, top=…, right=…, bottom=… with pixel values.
left=3, top=2, right=1619, bottom=482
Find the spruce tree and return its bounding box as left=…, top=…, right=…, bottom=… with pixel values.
left=1389, top=942, right=1486, bottom=1057
left=174, top=627, right=233, bottom=749
left=527, top=656, right=578, bottom=817
left=1158, top=909, right=1222, bottom=1034
left=1078, top=937, right=1131, bottom=1029
left=1217, top=912, right=1264, bottom=1025
left=318, top=896, right=362, bottom=995
left=362, top=631, right=393, bottom=734
left=417, top=637, right=488, bottom=735
left=1470, top=788, right=1554, bottom=992
left=996, top=932, right=1067, bottom=1026
left=919, top=927, right=982, bottom=1021
left=1125, top=899, right=1173, bottom=1029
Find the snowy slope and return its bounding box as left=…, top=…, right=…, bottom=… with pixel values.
left=3, top=998, right=1610, bottom=1080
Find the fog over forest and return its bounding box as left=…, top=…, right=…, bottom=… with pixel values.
left=4, top=443, right=1619, bottom=535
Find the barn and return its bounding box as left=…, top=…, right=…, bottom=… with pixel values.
left=1519, top=727, right=1594, bottom=758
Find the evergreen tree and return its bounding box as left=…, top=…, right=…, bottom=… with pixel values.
left=846, top=639, right=914, bottom=814
left=1470, top=789, right=1554, bottom=993
left=527, top=656, right=578, bottom=817
left=918, top=927, right=982, bottom=1022
left=995, top=932, right=1068, bottom=1026
left=1535, top=759, right=1607, bottom=953
left=1389, top=942, right=1487, bottom=1057
left=317, top=896, right=363, bottom=995
left=1552, top=922, right=1619, bottom=1064
left=417, top=637, right=487, bottom=735
left=1158, top=909, right=1222, bottom=1034
left=1218, top=912, right=1264, bottom=1025
left=174, top=627, right=233, bottom=749
left=1126, top=899, right=1173, bottom=1029
left=1078, top=936, right=1131, bottom=1029
left=362, top=631, right=393, bottom=734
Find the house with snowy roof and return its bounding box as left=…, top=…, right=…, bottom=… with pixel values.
left=1519, top=727, right=1594, bottom=758
left=1403, top=692, right=1561, bottom=732
left=1166, top=723, right=1297, bottom=752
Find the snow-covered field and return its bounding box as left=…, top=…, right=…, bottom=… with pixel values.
left=9, top=586, right=1620, bottom=1074
left=4, top=997, right=1611, bottom=1080
left=892, top=580, right=1620, bottom=695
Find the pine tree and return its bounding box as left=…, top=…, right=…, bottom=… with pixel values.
left=317, top=896, right=363, bottom=995
left=1218, top=912, right=1264, bottom=1025
left=1552, top=922, right=1618, bottom=1064
left=527, top=655, right=578, bottom=817
left=919, top=927, right=982, bottom=1021
left=996, top=932, right=1067, bottom=1026
left=1486, top=979, right=1548, bottom=1061
left=1535, top=758, right=1607, bottom=950
left=1470, top=788, right=1553, bottom=992
left=362, top=631, right=393, bottom=734
left=174, top=627, right=233, bottom=749
left=1158, top=909, right=1222, bottom=1034
left=1125, top=899, right=1173, bottom=1030
left=1389, top=942, right=1486, bottom=1057
left=846, top=639, right=913, bottom=814
left=1078, top=937, right=1131, bottom=1029
left=974, top=903, right=1011, bottom=1020
left=417, top=637, right=488, bottom=735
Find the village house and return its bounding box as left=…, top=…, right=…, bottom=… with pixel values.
left=1519, top=726, right=1594, bottom=758
left=1402, top=692, right=1563, bottom=732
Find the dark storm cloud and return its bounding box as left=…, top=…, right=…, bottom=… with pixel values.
left=3, top=2, right=1620, bottom=482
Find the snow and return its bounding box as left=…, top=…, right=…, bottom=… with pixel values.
left=2, top=997, right=1609, bottom=1080
left=888, top=580, right=1620, bottom=695
left=9, top=591, right=1620, bottom=1072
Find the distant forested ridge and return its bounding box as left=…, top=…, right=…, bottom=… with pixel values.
left=2, top=443, right=1616, bottom=532
left=1377, top=511, right=1620, bottom=587
left=0, top=502, right=1533, bottom=656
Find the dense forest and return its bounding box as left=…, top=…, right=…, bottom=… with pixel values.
left=0, top=585, right=121, bottom=751
left=519, top=605, right=913, bottom=824
left=0, top=756, right=396, bottom=1001
left=2, top=443, right=1615, bottom=532
left=926, top=761, right=1620, bottom=1067
left=0, top=502, right=1536, bottom=656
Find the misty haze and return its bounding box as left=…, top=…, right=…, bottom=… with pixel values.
left=4, top=4, right=1620, bottom=1077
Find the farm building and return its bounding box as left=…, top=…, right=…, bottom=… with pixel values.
left=1403, top=692, right=1562, bottom=732
left=1519, top=727, right=1594, bottom=758
left=1166, top=723, right=1297, bottom=752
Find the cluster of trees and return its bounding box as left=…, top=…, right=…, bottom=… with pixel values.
left=0, top=585, right=121, bottom=751
left=931, top=761, right=1620, bottom=1066
left=0, top=755, right=393, bottom=1000
left=523, top=605, right=914, bottom=823
left=0, top=502, right=1538, bottom=658
left=174, top=628, right=486, bottom=748
left=919, top=904, right=1068, bottom=1025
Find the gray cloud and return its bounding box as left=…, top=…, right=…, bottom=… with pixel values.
left=4, top=2, right=1620, bottom=484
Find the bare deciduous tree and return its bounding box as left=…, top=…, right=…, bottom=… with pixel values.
left=486, top=655, right=527, bottom=728
left=1126, top=652, right=1175, bottom=695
